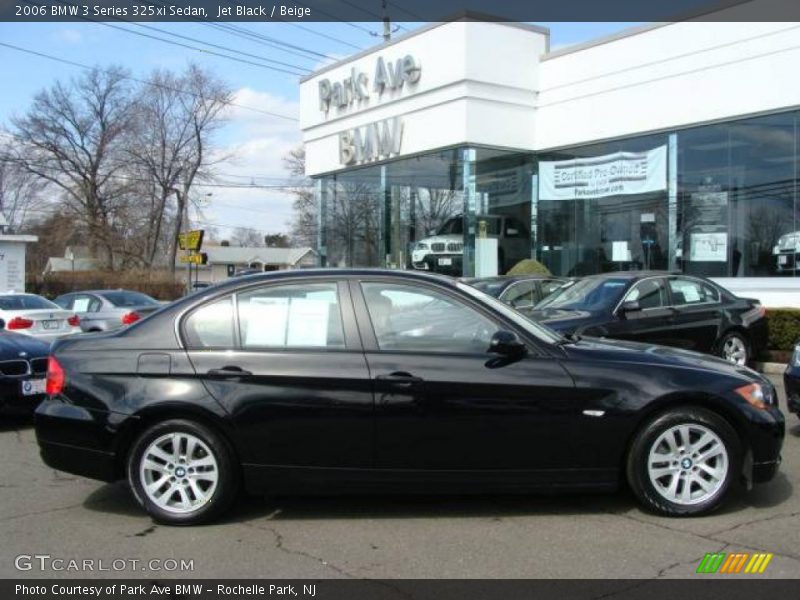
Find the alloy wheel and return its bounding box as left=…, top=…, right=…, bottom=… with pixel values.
left=139, top=432, right=219, bottom=514
left=722, top=336, right=747, bottom=366
left=647, top=423, right=728, bottom=506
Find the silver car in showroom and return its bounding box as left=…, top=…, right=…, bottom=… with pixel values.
left=54, top=289, right=162, bottom=332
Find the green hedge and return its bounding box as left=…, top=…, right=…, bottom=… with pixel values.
left=506, top=259, right=551, bottom=276
left=766, top=308, right=800, bottom=352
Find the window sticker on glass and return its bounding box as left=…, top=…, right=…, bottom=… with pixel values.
left=680, top=285, right=701, bottom=302
left=244, top=297, right=290, bottom=346
left=73, top=298, right=91, bottom=312
left=286, top=298, right=331, bottom=346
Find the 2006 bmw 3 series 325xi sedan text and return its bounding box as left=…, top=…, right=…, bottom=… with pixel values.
left=34, top=270, right=785, bottom=525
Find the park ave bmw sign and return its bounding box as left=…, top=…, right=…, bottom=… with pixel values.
left=317, top=54, right=421, bottom=166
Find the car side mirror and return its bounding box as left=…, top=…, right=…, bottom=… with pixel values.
left=488, top=330, right=527, bottom=357
left=619, top=300, right=641, bottom=314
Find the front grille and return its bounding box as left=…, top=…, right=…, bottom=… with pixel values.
left=30, top=358, right=48, bottom=376
left=430, top=243, right=446, bottom=253
left=0, top=360, right=30, bottom=377
left=447, top=242, right=463, bottom=252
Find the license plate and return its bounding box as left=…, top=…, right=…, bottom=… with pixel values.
left=42, top=320, right=60, bottom=330
left=21, top=379, right=46, bottom=396
left=438, top=258, right=452, bottom=266
left=779, top=255, right=788, bottom=265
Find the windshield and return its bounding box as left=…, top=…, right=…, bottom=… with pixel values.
left=101, top=291, right=159, bottom=307
left=535, top=277, right=629, bottom=311
left=468, top=278, right=508, bottom=298
left=457, top=282, right=563, bottom=345
left=0, top=294, right=60, bottom=311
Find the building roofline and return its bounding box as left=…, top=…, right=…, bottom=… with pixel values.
left=299, top=13, right=549, bottom=83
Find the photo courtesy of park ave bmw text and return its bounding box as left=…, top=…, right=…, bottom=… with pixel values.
left=1, top=0, right=800, bottom=597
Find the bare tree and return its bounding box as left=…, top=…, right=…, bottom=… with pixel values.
left=231, top=226, right=264, bottom=247
left=7, top=66, right=134, bottom=267
left=0, top=155, right=48, bottom=232
left=129, top=66, right=231, bottom=270
left=284, top=146, right=317, bottom=248
left=165, top=65, right=233, bottom=274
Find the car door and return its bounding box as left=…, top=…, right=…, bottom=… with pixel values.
left=182, top=280, right=373, bottom=470
left=664, top=276, right=722, bottom=352
left=352, top=278, right=578, bottom=479
left=603, top=277, right=675, bottom=346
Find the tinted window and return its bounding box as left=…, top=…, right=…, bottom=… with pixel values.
left=500, top=281, right=537, bottom=309
left=536, top=278, right=629, bottom=311
left=540, top=279, right=566, bottom=299
left=0, top=295, right=59, bottom=310
left=668, top=278, right=720, bottom=306
left=184, top=297, right=235, bottom=348
left=624, top=279, right=668, bottom=309
left=361, top=282, right=498, bottom=353
left=238, top=283, right=345, bottom=349
left=102, top=291, right=159, bottom=307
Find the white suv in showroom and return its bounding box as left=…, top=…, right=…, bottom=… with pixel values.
left=411, top=215, right=529, bottom=275
left=773, top=231, right=800, bottom=273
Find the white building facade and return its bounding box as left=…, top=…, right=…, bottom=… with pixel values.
left=300, top=15, right=800, bottom=306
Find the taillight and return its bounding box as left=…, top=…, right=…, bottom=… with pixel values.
left=121, top=311, right=141, bottom=325
left=756, top=304, right=766, bottom=318
left=46, top=356, right=66, bottom=395
left=7, top=316, right=33, bottom=330
left=67, top=314, right=80, bottom=327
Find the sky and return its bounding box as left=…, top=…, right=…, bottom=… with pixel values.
left=0, top=20, right=640, bottom=240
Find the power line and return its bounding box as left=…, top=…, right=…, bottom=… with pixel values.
left=0, top=42, right=299, bottom=122
left=284, top=22, right=363, bottom=51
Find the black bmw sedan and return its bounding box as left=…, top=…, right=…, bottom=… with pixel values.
left=0, top=327, right=50, bottom=416
left=35, top=270, right=783, bottom=524
left=523, top=272, right=767, bottom=366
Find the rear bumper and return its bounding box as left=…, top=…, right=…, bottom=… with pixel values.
left=34, top=398, right=126, bottom=482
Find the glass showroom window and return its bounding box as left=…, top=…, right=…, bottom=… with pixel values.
left=535, top=134, right=670, bottom=277
left=677, top=112, right=797, bottom=277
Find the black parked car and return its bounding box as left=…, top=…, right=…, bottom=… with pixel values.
left=523, top=272, right=767, bottom=366
left=463, top=275, right=568, bottom=310
left=0, top=327, right=50, bottom=416
left=783, top=342, right=800, bottom=419
left=35, top=270, right=783, bottom=524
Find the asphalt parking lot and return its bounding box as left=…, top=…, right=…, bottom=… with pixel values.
left=0, top=375, right=797, bottom=580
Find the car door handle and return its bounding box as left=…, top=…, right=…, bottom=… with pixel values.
left=207, top=366, right=252, bottom=378
left=376, top=372, right=423, bottom=387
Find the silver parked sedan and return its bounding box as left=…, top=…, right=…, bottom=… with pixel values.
left=0, top=293, right=82, bottom=342
left=53, top=290, right=162, bottom=333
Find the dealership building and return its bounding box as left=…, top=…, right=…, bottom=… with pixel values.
left=299, top=14, right=800, bottom=306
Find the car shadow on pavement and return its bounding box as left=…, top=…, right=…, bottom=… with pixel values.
left=82, top=481, right=146, bottom=518
left=788, top=420, right=800, bottom=438
left=0, top=415, right=33, bottom=432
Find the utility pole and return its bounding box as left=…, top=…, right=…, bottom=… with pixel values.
left=382, top=0, right=391, bottom=41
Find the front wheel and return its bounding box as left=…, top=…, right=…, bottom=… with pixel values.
left=718, top=332, right=749, bottom=366
left=627, top=407, right=740, bottom=516
left=127, top=419, right=239, bottom=525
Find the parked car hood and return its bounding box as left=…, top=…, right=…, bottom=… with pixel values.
left=561, top=336, right=765, bottom=383
left=0, top=331, right=51, bottom=357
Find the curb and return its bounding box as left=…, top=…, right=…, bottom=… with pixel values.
left=755, top=362, right=787, bottom=375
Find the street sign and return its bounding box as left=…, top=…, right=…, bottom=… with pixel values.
left=178, top=230, right=204, bottom=251
left=179, top=252, right=208, bottom=265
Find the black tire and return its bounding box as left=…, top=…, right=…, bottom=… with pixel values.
left=127, top=419, right=239, bottom=525
left=626, top=407, right=741, bottom=516
left=716, top=331, right=750, bottom=366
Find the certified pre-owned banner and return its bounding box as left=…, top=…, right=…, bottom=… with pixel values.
left=539, top=145, right=667, bottom=201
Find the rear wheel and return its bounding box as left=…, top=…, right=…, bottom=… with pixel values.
left=627, top=407, right=740, bottom=516
left=127, top=419, right=239, bottom=525
left=718, top=332, right=749, bottom=366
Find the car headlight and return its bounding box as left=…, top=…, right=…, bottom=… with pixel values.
left=734, top=382, right=774, bottom=409
left=773, top=245, right=780, bottom=255
left=792, top=345, right=800, bottom=367
left=415, top=242, right=429, bottom=251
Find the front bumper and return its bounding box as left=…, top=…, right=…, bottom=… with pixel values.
left=0, top=379, right=46, bottom=416
left=411, top=253, right=463, bottom=275
left=784, top=366, right=800, bottom=415
left=774, top=251, right=800, bottom=272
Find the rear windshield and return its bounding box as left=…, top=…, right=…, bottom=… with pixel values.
left=469, top=279, right=508, bottom=297
left=101, top=291, right=159, bottom=307
left=0, top=295, right=59, bottom=310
